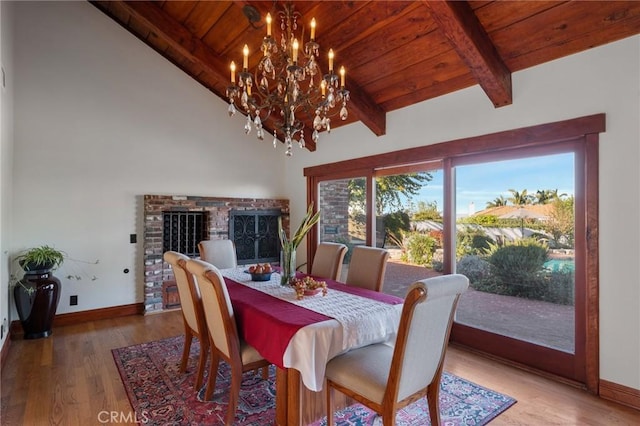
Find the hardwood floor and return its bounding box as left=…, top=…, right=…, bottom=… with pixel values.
left=1, top=311, right=639, bottom=425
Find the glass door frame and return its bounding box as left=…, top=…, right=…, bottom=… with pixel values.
left=304, top=114, right=603, bottom=393
left=447, top=140, right=587, bottom=384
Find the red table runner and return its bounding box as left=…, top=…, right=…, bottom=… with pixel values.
left=225, top=277, right=329, bottom=368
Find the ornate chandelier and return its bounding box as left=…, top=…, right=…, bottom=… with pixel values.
left=226, top=3, right=350, bottom=156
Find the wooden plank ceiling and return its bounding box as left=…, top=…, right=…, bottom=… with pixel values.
left=91, top=1, right=640, bottom=151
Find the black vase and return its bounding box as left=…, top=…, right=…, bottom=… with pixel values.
left=14, top=270, right=61, bottom=339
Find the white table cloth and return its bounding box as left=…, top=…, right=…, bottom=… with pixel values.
left=221, top=267, right=403, bottom=391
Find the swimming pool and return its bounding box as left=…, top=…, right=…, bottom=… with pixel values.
left=544, top=258, right=575, bottom=272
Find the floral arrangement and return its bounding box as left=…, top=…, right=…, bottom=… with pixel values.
left=278, top=203, right=321, bottom=254
left=292, top=276, right=328, bottom=300
left=278, top=203, right=320, bottom=285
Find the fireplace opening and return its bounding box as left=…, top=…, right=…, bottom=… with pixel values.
left=162, top=211, right=206, bottom=257
left=229, top=209, right=281, bottom=265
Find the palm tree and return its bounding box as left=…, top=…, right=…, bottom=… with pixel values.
left=534, top=189, right=553, bottom=204
left=533, top=189, right=569, bottom=204
left=507, top=189, right=533, bottom=205
left=486, top=195, right=508, bottom=208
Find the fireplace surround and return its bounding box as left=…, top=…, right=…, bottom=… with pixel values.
left=143, top=194, right=289, bottom=314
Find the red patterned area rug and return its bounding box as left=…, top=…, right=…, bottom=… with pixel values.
left=112, top=336, right=516, bottom=425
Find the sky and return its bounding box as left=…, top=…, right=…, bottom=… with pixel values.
left=410, top=152, right=575, bottom=216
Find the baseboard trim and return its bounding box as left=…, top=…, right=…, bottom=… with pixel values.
left=600, top=379, right=640, bottom=410
left=0, top=335, right=11, bottom=370
left=10, top=303, right=144, bottom=337
left=453, top=342, right=640, bottom=411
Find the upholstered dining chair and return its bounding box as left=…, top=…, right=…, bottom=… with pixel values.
left=185, top=258, right=271, bottom=425
left=310, top=242, right=348, bottom=281
left=345, top=245, right=390, bottom=292
left=325, top=274, right=469, bottom=426
left=163, top=251, right=209, bottom=391
left=198, top=239, right=238, bottom=269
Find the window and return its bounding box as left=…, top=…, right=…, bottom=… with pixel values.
left=304, top=114, right=603, bottom=392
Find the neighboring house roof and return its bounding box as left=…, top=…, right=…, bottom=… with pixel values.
left=473, top=204, right=555, bottom=220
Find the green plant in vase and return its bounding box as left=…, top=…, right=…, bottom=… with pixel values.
left=16, top=245, right=65, bottom=272
left=13, top=245, right=66, bottom=295
left=278, top=204, right=320, bottom=286
left=11, top=245, right=100, bottom=339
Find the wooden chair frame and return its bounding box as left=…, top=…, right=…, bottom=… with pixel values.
left=163, top=251, right=209, bottom=391
left=326, top=283, right=463, bottom=426
left=186, top=260, right=270, bottom=425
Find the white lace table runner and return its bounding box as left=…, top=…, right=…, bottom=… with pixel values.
left=221, top=267, right=401, bottom=351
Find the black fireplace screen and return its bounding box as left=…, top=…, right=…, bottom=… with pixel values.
left=162, top=211, right=206, bottom=257
left=230, top=209, right=281, bottom=264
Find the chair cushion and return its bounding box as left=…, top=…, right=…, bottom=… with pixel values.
left=240, top=339, right=265, bottom=365
left=325, top=343, right=393, bottom=404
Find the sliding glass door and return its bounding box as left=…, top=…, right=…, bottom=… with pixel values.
left=453, top=152, right=576, bottom=355
left=305, top=115, right=602, bottom=390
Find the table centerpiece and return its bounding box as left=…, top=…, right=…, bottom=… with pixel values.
left=278, top=203, right=320, bottom=286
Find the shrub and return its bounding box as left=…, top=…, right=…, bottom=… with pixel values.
left=544, top=271, right=574, bottom=305
left=383, top=211, right=411, bottom=244
left=456, top=228, right=493, bottom=258
left=487, top=243, right=548, bottom=285
left=405, top=233, right=438, bottom=266
left=457, top=255, right=491, bottom=284
left=471, top=275, right=510, bottom=294
left=484, top=239, right=549, bottom=299
left=428, top=230, right=444, bottom=247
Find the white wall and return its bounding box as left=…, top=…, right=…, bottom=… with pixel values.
left=1, top=0, right=15, bottom=350
left=11, top=1, right=286, bottom=316
left=288, top=36, right=640, bottom=390
left=10, top=1, right=640, bottom=392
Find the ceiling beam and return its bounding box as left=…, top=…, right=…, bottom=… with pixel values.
left=118, top=1, right=229, bottom=90
left=347, top=80, right=387, bottom=137
left=424, top=0, right=512, bottom=108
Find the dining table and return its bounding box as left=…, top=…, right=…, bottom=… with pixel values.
left=220, top=267, right=404, bottom=425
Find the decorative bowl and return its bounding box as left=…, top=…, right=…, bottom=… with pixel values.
left=246, top=270, right=273, bottom=282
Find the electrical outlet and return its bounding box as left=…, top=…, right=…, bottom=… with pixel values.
left=70, top=295, right=78, bottom=306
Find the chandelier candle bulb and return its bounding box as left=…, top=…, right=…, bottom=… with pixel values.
left=293, top=39, right=299, bottom=63
left=328, top=49, right=334, bottom=72
left=230, top=61, right=236, bottom=83
left=310, top=18, right=316, bottom=40
left=340, top=66, right=345, bottom=88
left=243, top=44, right=249, bottom=70
left=266, top=13, right=272, bottom=37
left=321, top=79, right=326, bottom=97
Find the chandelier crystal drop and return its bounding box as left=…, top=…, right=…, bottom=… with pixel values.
left=226, top=3, right=350, bottom=156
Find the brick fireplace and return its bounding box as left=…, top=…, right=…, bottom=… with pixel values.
left=143, top=195, right=289, bottom=314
